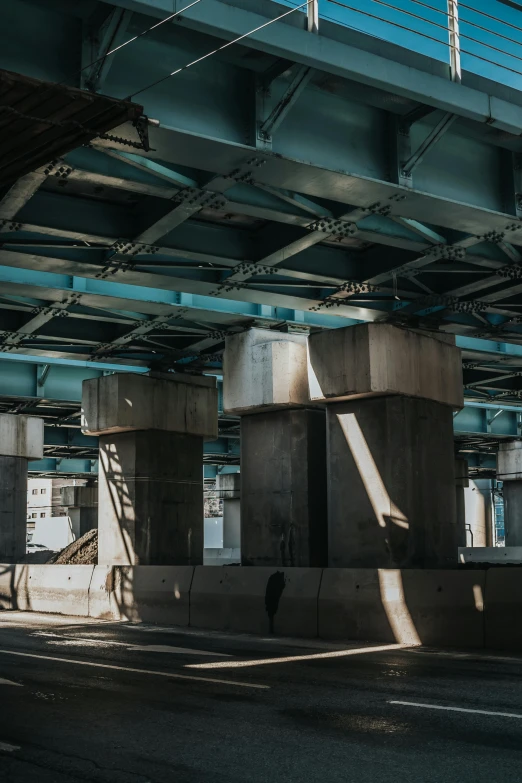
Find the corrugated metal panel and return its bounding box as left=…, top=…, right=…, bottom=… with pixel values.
left=0, top=68, right=143, bottom=188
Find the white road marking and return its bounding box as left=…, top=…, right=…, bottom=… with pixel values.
left=0, top=678, right=22, bottom=687
left=33, top=632, right=128, bottom=647
left=0, top=742, right=20, bottom=752
left=187, top=643, right=406, bottom=669
left=0, top=649, right=268, bottom=690
left=390, top=701, right=522, bottom=719
left=127, top=645, right=231, bottom=657
left=35, top=634, right=231, bottom=656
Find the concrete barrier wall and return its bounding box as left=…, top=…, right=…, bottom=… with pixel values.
left=88, top=565, right=118, bottom=620
left=484, top=567, right=522, bottom=651
left=113, top=566, right=194, bottom=626
left=0, top=564, right=510, bottom=653
left=191, top=566, right=323, bottom=637
left=0, top=564, right=15, bottom=610
left=5, top=565, right=95, bottom=615
left=318, top=569, right=485, bottom=648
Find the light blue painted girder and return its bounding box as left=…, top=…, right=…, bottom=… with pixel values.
left=102, top=0, right=522, bottom=132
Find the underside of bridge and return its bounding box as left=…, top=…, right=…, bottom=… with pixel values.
left=0, top=0, right=521, bottom=563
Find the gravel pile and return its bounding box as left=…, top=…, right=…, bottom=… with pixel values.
left=50, top=529, right=98, bottom=565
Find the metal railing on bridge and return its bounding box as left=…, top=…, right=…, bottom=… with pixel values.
left=293, top=0, right=522, bottom=90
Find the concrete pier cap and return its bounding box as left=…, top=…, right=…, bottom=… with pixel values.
left=307, top=322, right=464, bottom=408
left=0, top=413, right=44, bottom=459
left=216, top=473, right=241, bottom=499
left=498, top=441, right=522, bottom=481
left=61, top=485, right=98, bottom=508
left=81, top=372, right=218, bottom=438
left=223, top=328, right=310, bottom=414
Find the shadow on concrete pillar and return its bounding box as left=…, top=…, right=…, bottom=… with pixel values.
left=326, top=396, right=461, bottom=567
left=498, top=441, right=522, bottom=546
left=82, top=372, right=217, bottom=565
left=464, top=478, right=493, bottom=548
left=216, top=473, right=241, bottom=550
left=224, top=328, right=328, bottom=567
left=455, top=457, right=469, bottom=546
left=240, top=408, right=327, bottom=567
left=0, top=414, right=44, bottom=563
left=308, top=323, right=464, bottom=568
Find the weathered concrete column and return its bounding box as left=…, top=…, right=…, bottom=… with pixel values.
left=498, top=441, right=522, bottom=546
left=216, top=473, right=241, bottom=549
left=0, top=414, right=44, bottom=562
left=61, top=485, right=98, bottom=539
left=82, top=372, right=217, bottom=565
left=464, top=478, right=493, bottom=547
left=224, top=329, right=327, bottom=567
left=308, top=323, right=464, bottom=568
left=455, top=458, right=469, bottom=543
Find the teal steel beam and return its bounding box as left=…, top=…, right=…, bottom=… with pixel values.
left=92, top=123, right=522, bottom=247
left=0, top=249, right=385, bottom=323
left=98, top=149, right=199, bottom=188
left=33, top=157, right=449, bottom=256
left=0, top=263, right=350, bottom=330
left=100, top=0, right=522, bottom=133
left=257, top=64, right=314, bottom=148
left=400, top=112, right=457, bottom=183
left=0, top=166, right=49, bottom=220
left=81, top=7, right=133, bottom=92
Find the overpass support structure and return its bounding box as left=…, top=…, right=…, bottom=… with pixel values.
left=82, top=372, right=218, bottom=565
left=225, top=323, right=466, bottom=568
left=61, top=485, right=98, bottom=539
left=498, top=441, right=522, bottom=546
left=0, top=414, right=44, bottom=562
left=224, top=328, right=327, bottom=567
left=308, top=324, right=466, bottom=567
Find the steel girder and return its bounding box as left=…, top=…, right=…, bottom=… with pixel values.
left=1, top=0, right=522, bottom=409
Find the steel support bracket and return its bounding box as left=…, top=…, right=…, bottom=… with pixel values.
left=307, top=217, right=357, bottom=239
left=401, top=112, right=457, bottom=183
left=81, top=7, right=133, bottom=92
left=256, top=65, right=314, bottom=149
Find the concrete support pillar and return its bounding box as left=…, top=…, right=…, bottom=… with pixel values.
left=224, top=328, right=328, bottom=567
left=240, top=409, right=327, bottom=566
left=216, top=473, right=241, bottom=549
left=498, top=441, right=522, bottom=546
left=82, top=372, right=217, bottom=565
left=61, top=485, right=98, bottom=539
left=455, top=458, right=469, bottom=544
left=308, top=323, right=464, bottom=568
left=464, top=478, right=493, bottom=548
left=0, top=414, right=44, bottom=562
left=503, top=482, right=522, bottom=546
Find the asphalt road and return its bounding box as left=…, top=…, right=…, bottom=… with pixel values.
left=1, top=612, right=522, bottom=782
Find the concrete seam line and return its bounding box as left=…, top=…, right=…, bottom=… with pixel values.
left=0, top=649, right=269, bottom=690
left=87, top=565, right=96, bottom=618
left=389, top=701, right=522, bottom=719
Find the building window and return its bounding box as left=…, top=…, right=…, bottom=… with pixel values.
left=31, top=513, right=37, bottom=519
left=40, top=488, right=47, bottom=495
left=40, top=512, right=46, bottom=518
left=32, top=489, right=38, bottom=495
